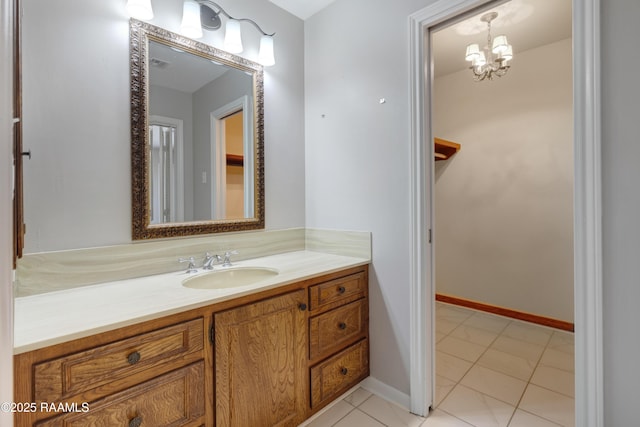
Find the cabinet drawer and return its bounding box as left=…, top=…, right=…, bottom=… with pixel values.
left=308, top=272, right=366, bottom=312
left=309, top=300, right=367, bottom=360
left=310, top=339, right=369, bottom=408
left=36, top=362, right=205, bottom=427
left=34, top=319, right=204, bottom=402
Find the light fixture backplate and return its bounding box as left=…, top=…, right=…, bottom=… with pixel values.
left=480, top=11, right=498, bottom=23
left=200, top=4, right=222, bottom=30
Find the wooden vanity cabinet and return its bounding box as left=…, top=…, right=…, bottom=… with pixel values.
left=15, top=264, right=369, bottom=427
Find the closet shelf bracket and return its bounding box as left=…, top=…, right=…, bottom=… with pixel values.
left=434, top=137, right=461, bottom=161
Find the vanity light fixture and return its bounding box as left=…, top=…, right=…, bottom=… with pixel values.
left=126, top=0, right=154, bottom=20
left=126, top=0, right=275, bottom=65
left=464, top=12, right=513, bottom=81
left=181, top=0, right=275, bottom=66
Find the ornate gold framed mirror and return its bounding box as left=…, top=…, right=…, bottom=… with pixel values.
left=130, top=19, right=264, bottom=240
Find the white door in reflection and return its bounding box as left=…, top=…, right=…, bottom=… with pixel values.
left=149, top=116, right=184, bottom=224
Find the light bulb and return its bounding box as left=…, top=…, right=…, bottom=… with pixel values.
left=258, top=35, right=275, bottom=66
left=501, top=44, right=513, bottom=61
left=465, top=44, right=480, bottom=62
left=180, top=0, right=203, bottom=39
left=473, top=51, right=487, bottom=67
left=224, top=19, right=243, bottom=53
left=492, top=35, right=509, bottom=54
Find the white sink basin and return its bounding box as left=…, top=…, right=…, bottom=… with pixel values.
left=182, top=267, right=279, bottom=290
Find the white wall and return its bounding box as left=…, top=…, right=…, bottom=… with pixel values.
left=434, top=39, right=574, bottom=322
left=0, top=0, right=14, bottom=422
left=305, top=0, right=640, bottom=412
left=305, top=0, right=438, bottom=396
left=601, top=0, right=640, bottom=424
left=21, top=0, right=305, bottom=253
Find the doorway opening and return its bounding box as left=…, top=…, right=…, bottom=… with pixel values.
left=408, top=0, right=602, bottom=425
left=429, top=1, right=575, bottom=424
left=210, top=95, right=254, bottom=220
left=221, top=110, right=245, bottom=219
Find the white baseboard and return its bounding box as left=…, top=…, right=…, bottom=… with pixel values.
left=360, top=376, right=411, bottom=411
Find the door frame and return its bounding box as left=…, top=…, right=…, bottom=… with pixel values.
left=210, top=95, right=254, bottom=219
left=408, top=0, right=602, bottom=425
left=0, top=0, right=14, bottom=420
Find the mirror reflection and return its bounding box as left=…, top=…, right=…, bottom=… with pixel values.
left=131, top=20, right=265, bottom=239
left=148, top=40, right=254, bottom=224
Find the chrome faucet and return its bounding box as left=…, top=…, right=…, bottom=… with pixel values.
left=222, top=250, right=238, bottom=267
left=203, top=252, right=222, bottom=270
left=178, top=256, right=198, bottom=274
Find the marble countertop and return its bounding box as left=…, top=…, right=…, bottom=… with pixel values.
left=14, top=250, right=369, bottom=354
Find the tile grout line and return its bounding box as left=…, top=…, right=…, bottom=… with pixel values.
left=435, top=307, right=514, bottom=426
left=436, top=302, right=575, bottom=427
left=327, top=402, right=356, bottom=427
left=351, top=395, right=390, bottom=427
left=436, top=407, right=479, bottom=427
left=433, top=310, right=478, bottom=408
left=505, top=328, right=554, bottom=426
left=436, top=306, right=512, bottom=401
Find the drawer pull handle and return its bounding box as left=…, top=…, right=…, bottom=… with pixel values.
left=298, top=303, right=307, bottom=311
left=129, top=416, right=142, bottom=427
left=338, top=322, right=347, bottom=330
left=338, top=286, right=346, bottom=294
left=127, top=351, right=141, bottom=365
left=340, top=367, right=348, bottom=376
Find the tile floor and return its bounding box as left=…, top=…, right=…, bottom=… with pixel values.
left=302, top=302, right=575, bottom=427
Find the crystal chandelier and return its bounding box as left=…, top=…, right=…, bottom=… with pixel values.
left=464, top=12, right=513, bottom=81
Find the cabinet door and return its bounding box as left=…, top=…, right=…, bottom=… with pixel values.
left=215, top=289, right=307, bottom=427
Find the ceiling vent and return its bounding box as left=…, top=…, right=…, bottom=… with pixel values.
left=150, top=57, right=171, bottom=69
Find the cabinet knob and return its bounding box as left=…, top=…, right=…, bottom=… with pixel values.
left=340, top=367, right=348, bottom=376
left=338, top=286, right=346, bottom=294
left=129, top=416, right=142, bottom=427
left=298, top=303, right=307, bottom=311
left=338, top=322, right=347, bottom=330
left=127, top=351, right=141, bottom=365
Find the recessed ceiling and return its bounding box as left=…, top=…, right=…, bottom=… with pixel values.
left=433, top=0, right=572, bottom=77
left=268, top=0, right=338, bottom=20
